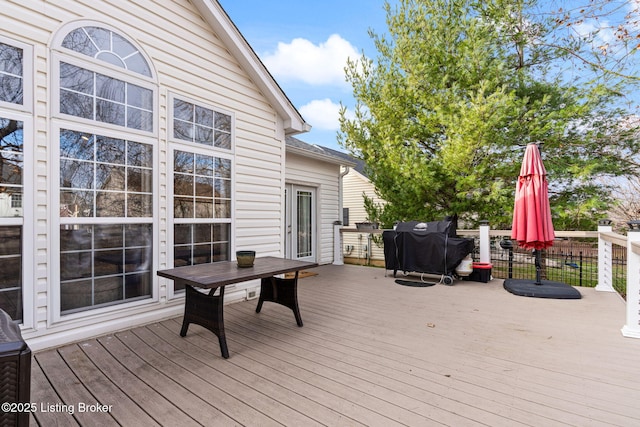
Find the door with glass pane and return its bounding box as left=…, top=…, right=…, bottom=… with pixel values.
left=285, top=185, right=316, bottom=262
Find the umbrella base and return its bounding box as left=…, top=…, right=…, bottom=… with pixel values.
left=503, top=279, right=581, bottom=299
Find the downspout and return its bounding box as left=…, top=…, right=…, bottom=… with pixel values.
left=334, top=166, right=350, bottom=265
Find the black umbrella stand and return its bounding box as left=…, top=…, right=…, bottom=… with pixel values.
left=503, top=249, right=582, bottom=299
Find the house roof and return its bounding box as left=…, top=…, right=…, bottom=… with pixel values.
left=315, top=145, right=368, bottom=176
left=191, top=0, right=310, bottom=135
left=285, top=136, right=355, bottom=167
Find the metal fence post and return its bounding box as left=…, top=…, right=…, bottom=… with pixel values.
left=596, top=219, right=615, bottom=292
left=622, top=220, right=640, bottom=338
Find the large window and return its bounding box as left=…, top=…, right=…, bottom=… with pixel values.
left=56, top=25, right=155, bottom=314
left=171, top=96, right=233, bottom=292
left=0, top=37, right=29, bottom=322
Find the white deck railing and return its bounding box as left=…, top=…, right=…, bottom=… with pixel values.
left=336, top=220, right=640, bottom=339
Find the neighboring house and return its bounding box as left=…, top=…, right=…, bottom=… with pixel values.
left=320, top=148, right=387, bottom=263
left=0, top=0, right=342, bottom=351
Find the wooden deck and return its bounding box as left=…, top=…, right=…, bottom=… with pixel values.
left=30, top=264, right=640, bottom=426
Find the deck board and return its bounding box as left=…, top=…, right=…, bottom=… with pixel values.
left=30, top=264, right=640, bottom=426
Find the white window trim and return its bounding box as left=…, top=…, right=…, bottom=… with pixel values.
left=0, top=36, right=33, bottom=113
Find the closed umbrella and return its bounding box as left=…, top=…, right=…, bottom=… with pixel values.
left=511, top=143, right=555, bottom=253
left=505, top=143, right=580, bottom=298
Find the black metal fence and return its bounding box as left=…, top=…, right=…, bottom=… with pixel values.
left=466, top=236, right=627, bottom=294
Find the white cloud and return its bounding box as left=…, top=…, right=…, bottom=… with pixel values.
left=262, top=34, right=359, bottom=87
left=299, top=98, right=354, bottom=131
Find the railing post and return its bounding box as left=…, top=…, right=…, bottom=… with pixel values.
left=333, top=222, right=344, bottom=265
left=479, top=220, right=490, bottom=264
left=596, top=219, right=615, bottom=292
left=622, top=220, right=640, bottom=338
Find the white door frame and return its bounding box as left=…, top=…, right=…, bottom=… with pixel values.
left=285, top=184, right=316, bottom=262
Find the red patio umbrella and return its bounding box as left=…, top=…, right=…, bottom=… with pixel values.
left=511, top=143, right=555, bottom=284
left=511, top=143, right=555, bottom=250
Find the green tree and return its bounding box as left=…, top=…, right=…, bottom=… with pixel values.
left=339, top=0, right=640, bottom=229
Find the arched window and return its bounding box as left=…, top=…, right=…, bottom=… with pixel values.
left=56, top=25, right=155, bottom=133
left=53, top=24, right=156, bottom=316
left=62, top=26, right=152, bottom=77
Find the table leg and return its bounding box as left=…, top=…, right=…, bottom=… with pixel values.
left=181, top=284, right=229, bottom=358
left=256, top=272, right=303, bottom=326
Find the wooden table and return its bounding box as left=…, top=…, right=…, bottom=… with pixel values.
left=157, top=257, right=317, bottom=358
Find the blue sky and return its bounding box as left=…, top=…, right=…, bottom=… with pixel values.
left=219, top=0, right=394, bottom=151
left=219, top=1, right=639, bottom=152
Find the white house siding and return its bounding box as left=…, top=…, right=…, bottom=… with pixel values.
left=342, top=169, right=386, bottom=263
left=285, top=152, right=341, bottom=265
left=1, top=0, right=292, bottom=350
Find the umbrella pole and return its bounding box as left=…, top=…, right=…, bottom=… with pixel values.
left=534, top=250, right=542, bottom=285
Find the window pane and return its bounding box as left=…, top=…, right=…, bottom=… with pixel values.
left=127, top=107, right=153, bottom=132
left=96, top=192, right=125, bottom=216
left=85, top=27, right=111, bottom=51
left=60, top=130, right=93, bottom=160
left=195, top=106, right=213, bottom=127
left=215, top=179, right=231, bottom=198
left=62, top=28, right=97, bottom=56
left=127, top=193, right=152, bottom=217
left=0, top=152, right=22, bottom=185
left=96, top=75, right=125, bottom=102
left=195, top=154, right=214, bottom=176
left=60, top=280, right=93, bottom=312
left=95, top=276, right=124, bottom=304
left=127, top=168, right=152, bottom=192
left=174, top=99, right=192, bottom=121
left=60, top=159, right=94, bottom=189
left=60, top=227, right=92, bottom=251
left=195, top=176, right=213, bottom=197
left=0, top=75, right=22, bottom=104
left=60, top=90, right=94, bottom=119
left=173, top=174, right=193, bottom=196
left=195, top=199, right=213, bottom=218
left=94, top=250, right=123, bottom=276
left=95, top=224, right=123, bottom=248
left=194, top=224, right=212, bottom=243
left=215, top=199, right=230, bottom=218
left=97, top=99, right=126, bottom=126
left=173, top=119, right=192, bottom=141
left=128, top=141, right=152, bottom=167
left=0, top=43, right=23, bottom=75
left=195, top=125, right=213, bottom=146
left=215, top=112, right=231, bottom=132
left=60, top=63, right=93, bottom=93
left=127, top=84, right=153, bottom=109
left=60, top=190, right=94, bottom=217
left=216, top=158, right=231, bottom=178
left=174, top=198, right=193, bottom=218
left=96, top=136, right=126, bottom=164
left=174, top=224, right=191, bottom=245
left=174, top=151, right=193, bottom=172
left=214, top=131, right=231, bottom=149
left=96, top=164, right=125, bottom=191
